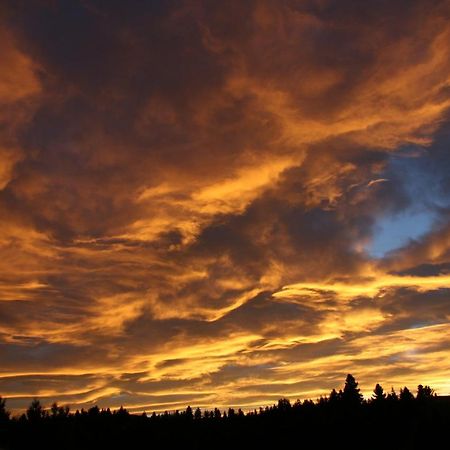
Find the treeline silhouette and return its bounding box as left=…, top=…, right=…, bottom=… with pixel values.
left=0, top=375, right=449, bottom=449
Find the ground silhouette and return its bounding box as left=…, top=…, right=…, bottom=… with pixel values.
left=0, top=374, right=449, bottom=449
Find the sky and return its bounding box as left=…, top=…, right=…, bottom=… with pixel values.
left=0, top=0, right=450, bottom=413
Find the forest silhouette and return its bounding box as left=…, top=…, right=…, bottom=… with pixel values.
left=0, top=374, right=449, bottom=449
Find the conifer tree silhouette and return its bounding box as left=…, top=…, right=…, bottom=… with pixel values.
left=342, top=374, right=363, bottom=406
left=399, top=387, right=414, bottom=401
left=185, top=406, right=193, bottom=420
left=387, top=387, right=398, bottom=402
left=372, top=384, right=386, bottom=402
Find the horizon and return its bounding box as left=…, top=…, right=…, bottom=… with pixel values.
left=1, top=375, right=444, bottom=416
left=1, top=0, right=450, bottom=414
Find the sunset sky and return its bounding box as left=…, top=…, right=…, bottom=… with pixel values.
left=1, top=0, right=450, bottom=413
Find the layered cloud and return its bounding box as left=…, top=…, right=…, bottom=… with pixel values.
left=0, top=0, right=450, bottom=413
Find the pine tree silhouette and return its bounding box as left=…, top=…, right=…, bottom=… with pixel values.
left=372, top=384, right=386, bottom=402
left=399, top=387, right=414, bottom=401
left=342, top=374, right=363, bottom=406
left=185, top=406, right=193, bottom=420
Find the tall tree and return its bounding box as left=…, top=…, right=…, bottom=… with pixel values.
left=185, top=406, right=193, bottom=420
left=372, top=384, right=386, bottom=402
left=342, top=374, right=363, bottom=406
